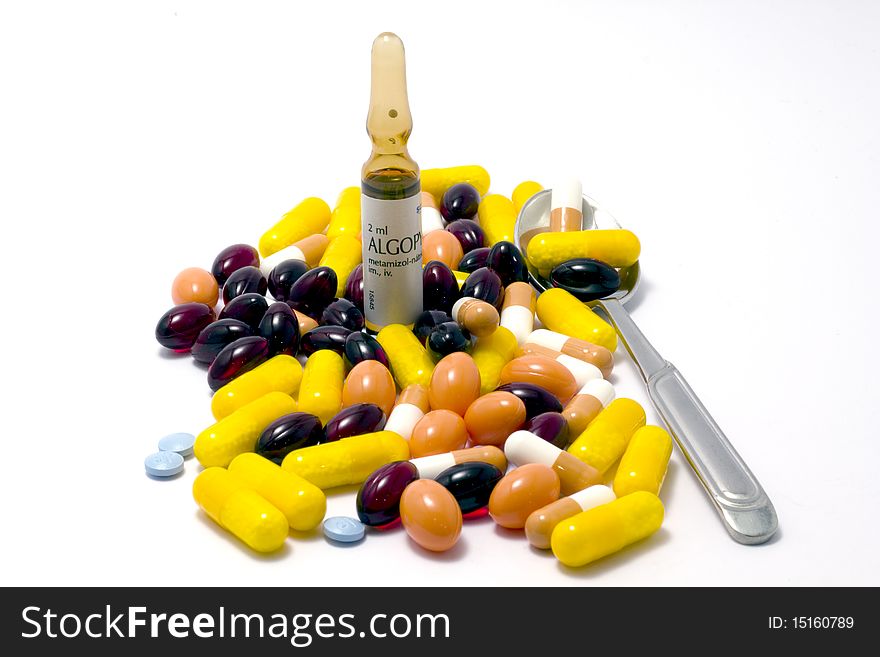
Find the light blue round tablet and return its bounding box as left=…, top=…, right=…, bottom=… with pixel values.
left=158, top=432, right=196, bottom=457
left=144, top=451, right=184, bottom=478
left=323, top=516, right=365, bottom=543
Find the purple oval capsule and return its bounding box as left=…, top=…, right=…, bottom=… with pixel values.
left=258, top=302, right=300, bottom=357
left=487, top=241, right=529, bottom=287
left=300, top=325, right=352, bottom=356
left=435, top=461, right=503, bottom=514
left=440, top=183, right=480, bottom=221
left=524, top=412, right=570, bottom=449
left=323, top=403, right=387, bottom=443
left=344, top=264, right=364, bottom=312
left=207, top=336, right=270, bottom=391
left=211, top=243, right=260, bottom=286
left=549, top=258, right=620, bottom=302
left=495, top=382, right=563, bottom=419
left=460, top=267, right=504, bottom=309
left=344, top=332, right=390, bottom=368
left=218, top=293, right=269, bottom=329
left=268, top=259, right=309, bottom=302
left=155, top=303, right=216, bottom=352
left=356, top=460, right=419, bottom=526
left=458, top=247, right=490, bottom=274
left=426, top=321, right=471, bottom=361
left=255, top=412, right=323, bottom=464
left=222, top=266, right=267, bottom=304
left=191, top=319, right=253, bottom=365
left=423, top=260, right=461, bottom=315
left=321, top=298, right=365, bottom=332
left=445, top=219, right=485, bottom=254
left=413, top=310, right=452, bottom=344
left=287, top=266, right=338, bottom=320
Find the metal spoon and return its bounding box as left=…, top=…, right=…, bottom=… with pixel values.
left=515, top=189, right=778, bottom=545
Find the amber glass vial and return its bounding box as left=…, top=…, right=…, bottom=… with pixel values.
left=361, top=32, right=423, bottom=331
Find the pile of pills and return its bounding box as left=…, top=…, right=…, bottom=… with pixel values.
left=153, top=165, right=670, bottom=568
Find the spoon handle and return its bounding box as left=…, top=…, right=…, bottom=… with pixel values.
left=596, top=298, right=778, bottom=545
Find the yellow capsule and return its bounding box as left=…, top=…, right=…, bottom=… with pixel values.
left=192, top=467, right=289, bottom=553
left=451, top=269, right=468, bottom=288
left=319, top=234, right=363, bottom=297
left=195, top=392, right=297, bottom=468
left=298, top=350, right=344, bottom=425
left=471, top=325, right=518, bottom=395
left=259, top=197, right=331, bottom=258
left=567, top=398, right=646, bottom=474
left=512, top=180, right=543, bottom=213
left=211, top=355, right=302, bottom=421
left=477, top=194, right=516, bottom=246
left=527, top=228, right=641, bottom=272
left=376, top=323, right=435, bottom=389
left=551, top=491, right=664, bottom=567
left=228, top=453, right=326, bottom=531
left=326, top=186, right=361, bottom=240
left=336, top=186, right=361, bottom=207
left=613, top=425, right=673, bottom=497
left=421, top=165, right=490, bottom=202
left=282, top=431, right=410, bottom=489
left=536, top=288, right=618, bottom=351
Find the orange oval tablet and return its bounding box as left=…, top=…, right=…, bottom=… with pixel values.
left=428, top=352, right=481, bottom=416
left=172, top=267, right=219, bottom=306
left=400, top=479, right=463, bottom=552
left=488, top=463, right=560, bottom=529
left=499, top=354, right=577, bottom=404
left=342, top=360, right=396, bottom=416
left=422, top=230, right=464, bottom=271
left=409, top=410, right=469, bottom=457
left=463, top=391, right=526, bottom=446
left=293, top=309, right=318, bottom=334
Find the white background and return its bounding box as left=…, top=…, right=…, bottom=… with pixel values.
left=1, top=0, right=878, bottom=586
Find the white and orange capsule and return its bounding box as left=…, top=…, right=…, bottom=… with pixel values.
left=525, top=485, right=616, bottom=549
left=505, top=429, right=602, bottom=496
left=259, top=233, right=330, bottom=277
left=522, top=328, right=614, bottom=379
left=409, top=445, right=507, bottom=479
left=420, top=191, right=445, bottom=236
left=384, top=384, right=430, bottom=440
left=451, top=296, right=499, bottom=338
left=550, top=178, right=583, bottom=232
left=562, top=378, right=615, bottom=436
left=499, top=282, right=536, bottom=345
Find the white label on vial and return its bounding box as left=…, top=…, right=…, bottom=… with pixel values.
left=361, top=193, right=423, bottom=330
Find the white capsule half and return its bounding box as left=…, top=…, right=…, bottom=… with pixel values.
left=569, top=484, right=616, bottom=511
left=556, top=354, right=602, bottom=388
left=578, top=378, right=615, bottom=407
left=421, top=206, right=445, bottom=236
left=384, top=403, right=425, bottom=440
left=409, top=452, right=456, bottom=479
left=551, top=178, right=583, bottom=213
left=260, top=245, right=306, bottom=278
left=527, top=328, right=568, bottom=352
left=504, top=430, right=562, bottom=468
left=499, top=305, right=534, bottom=345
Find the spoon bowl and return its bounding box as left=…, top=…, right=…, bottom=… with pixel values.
left=514, top=189, right=640, bottom=303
